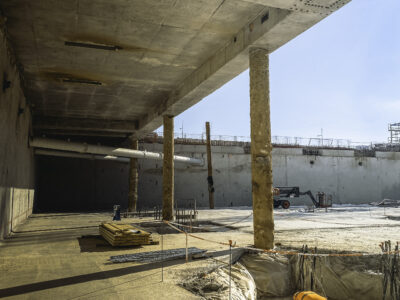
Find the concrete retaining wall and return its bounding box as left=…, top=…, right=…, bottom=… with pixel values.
left=138, top=143, right=400, bottom=207
left=0, top=26, right=35, bottom=239
left=35, top=142, right=400, bottom=211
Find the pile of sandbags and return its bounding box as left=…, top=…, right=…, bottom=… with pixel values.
left=99, top=222, right=155, bottom=246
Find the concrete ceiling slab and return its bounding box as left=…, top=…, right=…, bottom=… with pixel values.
left=0, top=0, right=351, bottom=140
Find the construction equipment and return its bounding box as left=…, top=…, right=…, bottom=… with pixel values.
left=274, top=187, right=332, bottom=209
left=370, top=198, right=400, bottom=207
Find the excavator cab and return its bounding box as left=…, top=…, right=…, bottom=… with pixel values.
left=273, top=186, right=298, bottom=209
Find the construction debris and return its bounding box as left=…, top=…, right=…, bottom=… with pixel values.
left=99, top=222, right=156, bottom=246
left=181, top=262, right=257, bottom=300
left=370, top=199, right=400, bottom=207
left=109, top=247, right=206, bottom=263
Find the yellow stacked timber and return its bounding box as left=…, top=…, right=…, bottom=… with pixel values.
left=99, top=222, right=155, bottom=246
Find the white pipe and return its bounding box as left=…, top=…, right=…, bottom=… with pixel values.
left=35, top=149, right=130, bottom=163
left=30, top=137, right=203, bottom=165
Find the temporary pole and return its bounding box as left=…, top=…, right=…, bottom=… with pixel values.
left=161, top=234, right=164, bottom=282
left=205, top=122, right=215, bottom=209
left=185, top=232, right=188, bottom=262
left=162, top=115, right=174, bottom=221
left=128, top=139, right=139, bottom=212
left=229, top=240, right=232, bottom=300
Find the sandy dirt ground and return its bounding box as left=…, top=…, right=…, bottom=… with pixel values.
left=0, top=205, right=399, bottom=299
left=198, top=205, right=400, bottom=253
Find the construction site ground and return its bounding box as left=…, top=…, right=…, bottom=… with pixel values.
left=0, top=205, right=399, bottom=299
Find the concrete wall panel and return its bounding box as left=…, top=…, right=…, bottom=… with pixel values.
left=0, top=27, right=35, bottom=239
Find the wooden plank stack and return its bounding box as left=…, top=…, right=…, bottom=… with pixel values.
left=99, top=222, right=155, bottom=246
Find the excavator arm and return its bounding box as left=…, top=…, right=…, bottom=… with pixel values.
left=299, top=190, right=320, bottom=208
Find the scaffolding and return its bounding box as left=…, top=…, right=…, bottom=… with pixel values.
left=388, top=123, right=400, bottom=144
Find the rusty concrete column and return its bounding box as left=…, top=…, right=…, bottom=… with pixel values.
left=162, top=115, right=174, bottom=220
left=206, top=122, right=215, bottom=209
left=128, top=139, right=139, bottom=212
left=249, top=47, right=274, bottom=249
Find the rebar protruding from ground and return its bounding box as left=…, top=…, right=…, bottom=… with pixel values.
left=380, top=240, right=400, bottom=300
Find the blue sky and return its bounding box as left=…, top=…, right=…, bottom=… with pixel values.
left=160, top=0, right=400, bottom=143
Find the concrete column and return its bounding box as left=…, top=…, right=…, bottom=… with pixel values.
left=128, top=139, right=139, bottom=212
left=249, top=47, right=274, bottom=249
left=162, top=115, right=174, bottom=220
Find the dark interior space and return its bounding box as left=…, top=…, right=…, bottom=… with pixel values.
left=35, top=156, right=129, bottom=212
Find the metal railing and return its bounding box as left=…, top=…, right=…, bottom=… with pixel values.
left=143, top=131, right=380, bottom=150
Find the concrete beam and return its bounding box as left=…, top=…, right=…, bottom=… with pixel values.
left=250, top=48, right=274, bottom=250
left=35, top=129, right=130, bottom=138
left=162, top=115, right=174, bottom=221
left=133, top=7, right=287, bottom=136
left=132, top=1, right=350, bottom=137
left=2, top=0, right=351, bottom=140
left=35, top=116, right=139, bottom=133
left=240, top=0, right=297, bottom=10
left=240, top=0, right=350, bottom=15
